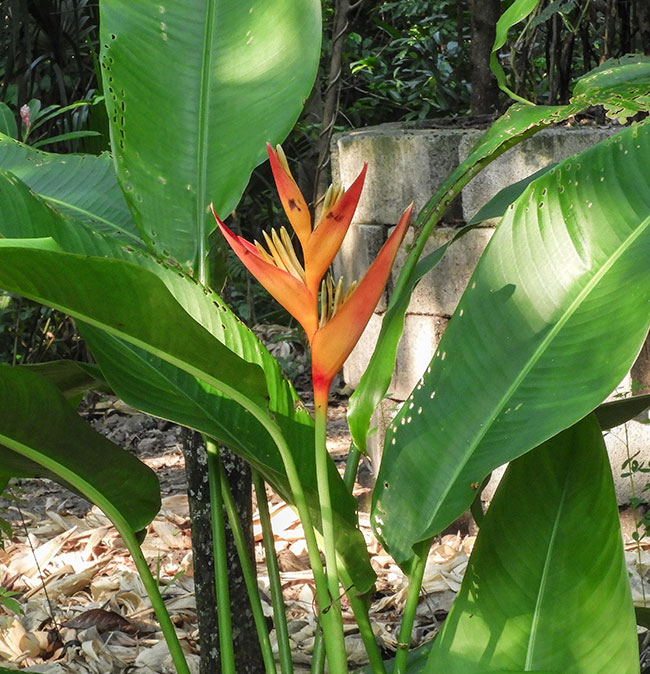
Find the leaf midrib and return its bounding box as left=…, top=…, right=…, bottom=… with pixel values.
left=525, top=469, right=569, bottom=668
left=195, top=0, right=218, bottom=280
left=422, top=208, right=650, bottom=541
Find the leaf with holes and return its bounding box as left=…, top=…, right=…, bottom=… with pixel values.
left=0, top=171, right=375, bottom=592
left=373, top=120, right=650, bottom=567
left=100, top=0, right=321, bottom=272
left=0, top=133, right=139, bottom=246
left=426, top=415, right=637, bottom=674
left=347, top=56, right=650, bottom=456
left=0, top=365, right=160, bottom=537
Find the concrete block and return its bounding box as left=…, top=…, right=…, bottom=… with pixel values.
left=605, top=419, right=650, bottom=505
left=342, top=312, right=448, bottom=400
left=391, top=226, right=494, bottom=317
left=331, top=126, right=465, bottom=224
left=459, top=127, right=617, bottom=223
left=333, top=224, right=388, bottom=312
left=392, top=314, right=449, bottom=400
left=342, top=312, right=386, bottom=391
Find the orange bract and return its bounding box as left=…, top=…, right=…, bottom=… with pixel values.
left=213, top=144, right=413, bottom=400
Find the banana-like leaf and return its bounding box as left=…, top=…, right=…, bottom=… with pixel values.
left=426, top=415, right=637, bottom=674
left=81, top=329, right=375, bottom=592
left=573, top=54, right=650, bottom=122
left=373, top=120, right=650, bottom=567
left=467, top=164, right=557, bottom=225
left=0, top=238, right=268, bottom=404
left=595, top=394, right=650, bottom=430
left=0, top=171, right=375, bottom=592
left=22, top=360, right=104, bottom=402
left=0, top=365, right=160, bottom=536
left=347, top=56, right=650, bottom=456
left=0, top=133, right=138, bottom=246
left=100, top=0, right=321, bottom=272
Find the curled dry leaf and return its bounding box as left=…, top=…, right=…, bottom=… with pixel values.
left=61, top=608, right=139, bottom=635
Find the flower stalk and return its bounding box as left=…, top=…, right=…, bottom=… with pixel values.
left=214, top=144, right=412, bottom=672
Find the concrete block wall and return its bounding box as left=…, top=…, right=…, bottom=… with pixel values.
left=332, top=123, right=650, bottom=503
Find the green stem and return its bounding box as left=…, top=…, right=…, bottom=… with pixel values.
left=253, top=471, right=294, bottom=674
left=254, top=402, right=347, bottom=673
left=339, top=569, right=387, bottom=674
left=393, top=542, right=430, bottom=674
left=219, top=463, right=277, bottom=674
left=342, top=441, right=361, bottom=490
left=310, top=626, right=326, bottom=674
left=341, top=445, right=386, bottom=674
left=205, top=439, right=235, bottom=674
left=313, top=393, right=348, bottom=672
left=120, top=526, right=191, bottom=674
left=310, top=438, right=361, bottom=674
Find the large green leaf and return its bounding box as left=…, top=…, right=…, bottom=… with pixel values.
left=347, top=56, right=650, bottom=456
left=100, top=0, right=321, bottom=272
left=0, top=365, right=160, bottom=536
left=426, top=415, right=637, bottom=674
left=373, top=119, right=650, bottom=567
left=594, top=394, right=650, bottom=431
left=467, top=164, right=558, bottom=226
left=0, top=172, right=375, bottom=592
left=0, top=133, right=139, bottom=246
left=81, top=329, right=375, bottom=592
left=23, top=360, right=104, bottom=402
left=0, top=238, right=267, bottom=405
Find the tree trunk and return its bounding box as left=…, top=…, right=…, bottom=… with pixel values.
left=313, top=0, right=351, bottom=217
left=183, top=429, right=263, bottom=674
left=469, top=0, right=500, bottom=116
left=637, top=0, right=650, bottom=55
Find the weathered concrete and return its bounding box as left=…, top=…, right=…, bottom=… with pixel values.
left=459, top=127, right=618, bottom=222
left=333, top=122, right=650, bottom=505
left=392, top=226, right=494, bottom=317
left=331, top=126, right=465, bottom=224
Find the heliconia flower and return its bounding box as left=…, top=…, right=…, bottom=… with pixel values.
left=309, top=204, right=412, bottom=401
left=213, top=144, right=413, bottom=406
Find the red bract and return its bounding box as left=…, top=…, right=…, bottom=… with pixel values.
left=213, top=144, right=413, bottom=403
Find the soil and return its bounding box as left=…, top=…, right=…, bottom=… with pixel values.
left=1, top=392, right=649, bottom=673
left=0, top=391, right=474, bottom=673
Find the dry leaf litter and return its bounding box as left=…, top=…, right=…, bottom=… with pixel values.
left=0, top=396, right=647, bottom=672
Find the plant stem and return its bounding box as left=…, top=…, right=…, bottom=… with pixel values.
left=393, top=542, right=429, bottom=674
left=253, top=471, right=294, bottom=674
left=310, top=626, right=326, bottom=674
left=220, top=463, right=277, bottom=674
left=339, top=568, right=387, bottom=674
left=256, top=404, right=348, bottom=673
left=205, top=438, right=236, bottom=674
left=310, top=437, right=361, bottom=674
left=119, top=526, right=191, bottom=674
left=313, top=390, right=348, bottom=671
left=342, top=441, right=361, bottom=490
left=341, top=445, right=386, bottom=674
